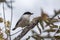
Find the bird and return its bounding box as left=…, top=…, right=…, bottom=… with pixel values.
left=12, top=12, right=33, bottom=30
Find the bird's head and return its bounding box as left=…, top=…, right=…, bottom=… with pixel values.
left=23, top=12, right=33, bottom=15
left=23, top=12, right=33, bottom=18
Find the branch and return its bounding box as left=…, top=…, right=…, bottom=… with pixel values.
left=37, top=24, right=41, bottom=34
left=14, top=17, right=40, bottom=40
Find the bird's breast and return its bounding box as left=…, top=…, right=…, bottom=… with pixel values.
left=18, top=19, right=29, bottom=27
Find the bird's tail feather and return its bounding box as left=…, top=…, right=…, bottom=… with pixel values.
left=12, top=24, right=18, bottom=30
left=12, top=27, right=17, bottom=30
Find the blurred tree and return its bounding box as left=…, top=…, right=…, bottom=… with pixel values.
left=0, top=17, right=3, bottom=23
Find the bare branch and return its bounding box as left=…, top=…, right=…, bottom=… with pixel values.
left=37, top=24, right=41, bottom=34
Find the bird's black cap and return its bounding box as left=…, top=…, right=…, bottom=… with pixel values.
left=23, top=12, right=33, bottom=15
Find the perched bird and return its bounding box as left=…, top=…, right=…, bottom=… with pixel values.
left=12, top=12, right=33, bottom=30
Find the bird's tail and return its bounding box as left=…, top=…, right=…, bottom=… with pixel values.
left=12, top=27, right=17, bottom=30
left=12, top=21, right=19, bottom=30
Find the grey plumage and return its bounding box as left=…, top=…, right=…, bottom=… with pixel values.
left=12, top=12, right=33, bottom=30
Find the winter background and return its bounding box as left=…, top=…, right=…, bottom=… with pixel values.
left=0, top=0, right=60, bottom=40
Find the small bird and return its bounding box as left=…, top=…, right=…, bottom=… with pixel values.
left=12, top=12, right=33, bottom=30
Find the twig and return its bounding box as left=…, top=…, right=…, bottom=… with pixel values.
left=37, top=23, right=41, bottom=34
left=2, top=2, right=9, bottom=40
left=9, top=0, right=13, bottom=40
left=10, top=29, right=23, bottom=36
left=11, top=27, right=28, bottom=36
left=53, top=27, right=59, bottom=36
left=51, top=10, right=60, bottom=20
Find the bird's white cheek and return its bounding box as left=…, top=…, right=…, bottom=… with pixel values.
left=23, top=15, right=30, bottom=19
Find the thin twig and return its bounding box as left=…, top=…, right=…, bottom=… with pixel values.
left=9, top=0, right=13, bottom=40
left=37, top=23, right=41, bottom=34
left=10, top=29, right=23, bottom=36
left=53, top=27, right=59, bottom=36
left=3, top=3, right=8, bottom=40
left=3, top=2, right=6, bottom=32
left=11, top=27, right=27, bottom=36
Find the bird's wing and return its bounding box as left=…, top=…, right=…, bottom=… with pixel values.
left=15, top=17, right=23, bottom=27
